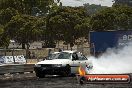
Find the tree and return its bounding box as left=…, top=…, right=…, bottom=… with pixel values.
left=46, top=7, right=87, bottom=46
left=89, top=5, right=132, bottom=31
left=74, top=17, right=91, bottom=39
left=0, top=7, right=19, bottom=25
left=114, top=0, right=132, bottom=6
left=89, top=7, right=116, bottom=31
left=5, top=15, right=45, bottom=48
left=4, top=15, right=45, bottom=58
left=0, top=0, right=55, bottom=15
left=0, top=25, right=10, bottom=47
left=0, top=0, right=23, bottom=13
left=83, top=3, right=107, bottom=15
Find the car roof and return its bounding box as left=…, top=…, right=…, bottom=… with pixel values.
left=62, top=50, right=77, bottom=53
left=52, top=52, right=60, bottom=54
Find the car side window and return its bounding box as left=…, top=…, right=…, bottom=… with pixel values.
left=77, top=53, right=87, bottom=60
left=80, top=55, right=87, bottom=60
left=72, top=53, right=79, bottom=60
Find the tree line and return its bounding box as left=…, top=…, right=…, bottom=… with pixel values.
left=0, top=0, right=132, bottom=49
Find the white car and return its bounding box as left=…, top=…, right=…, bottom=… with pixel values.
left=34, top=50, right=93, bottom=78
left=47, top=52, right=60, bottom=60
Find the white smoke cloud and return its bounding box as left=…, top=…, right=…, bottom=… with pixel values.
left=88, top=43, right=132, bottom=74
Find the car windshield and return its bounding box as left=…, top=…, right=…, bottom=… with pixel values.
left=57, top=52, right=71, bottom=59
left=48, top=53, right=60, bottom=60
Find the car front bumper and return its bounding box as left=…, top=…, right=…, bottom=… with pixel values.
left=34, top=66, right=69, bottom=75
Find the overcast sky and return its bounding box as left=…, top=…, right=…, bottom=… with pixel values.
left=60, top=0, right=114, bottom=7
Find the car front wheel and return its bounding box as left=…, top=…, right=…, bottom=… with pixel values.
left=36, top=72, right=45, bottom=78
left=62, top=64, right=71, bottom=77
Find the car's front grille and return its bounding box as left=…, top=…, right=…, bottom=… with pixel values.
left=40, top=64, right=52, bottom=67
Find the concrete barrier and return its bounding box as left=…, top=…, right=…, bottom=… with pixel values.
left=0, top=64, right=34, bottom=75
left=26, top=59, right=43, bottom=64
left=26, top=59, right=38, bottom=64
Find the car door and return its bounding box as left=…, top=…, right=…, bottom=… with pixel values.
left=70, top=52, right=82, bottom=74
left=71, top=52, right=89, bottom=74
left=78, top=54, right=93, bottom=74
left=77, top=53, right=89, bottom=73
left=78, top=54, right=88, bottom=67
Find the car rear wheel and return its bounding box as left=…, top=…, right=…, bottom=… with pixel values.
left=80, top=76, right=87, bottom=84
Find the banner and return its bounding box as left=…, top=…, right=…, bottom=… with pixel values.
left=4, top=56, right=14, bottom=64
left=0, top=56, right=4, bottom=64
left=0, top=55, right=26, bottom=64
left=14, top=55, right=26, bottom=64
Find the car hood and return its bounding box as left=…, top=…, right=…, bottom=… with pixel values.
left=37, top=59, right=71, bottom=64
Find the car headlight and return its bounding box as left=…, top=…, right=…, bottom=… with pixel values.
left=52, top=64, right=62, bottom=67
left=35, top=64, right=41, bottom=67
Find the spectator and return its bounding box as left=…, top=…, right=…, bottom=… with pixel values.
left=59, top=48, right=62, bottom=52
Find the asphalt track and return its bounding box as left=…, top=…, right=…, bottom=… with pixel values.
left=0, top=73, right=132, bottom=88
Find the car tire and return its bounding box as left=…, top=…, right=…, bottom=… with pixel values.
left=36, top=72, right=45, bottom=78
left=62, top=64, right=71, bottom=77
left=80, top=76, right=86, bottom=85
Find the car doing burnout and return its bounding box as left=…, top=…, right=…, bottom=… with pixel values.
left=34, top=50, right=93, bottom=78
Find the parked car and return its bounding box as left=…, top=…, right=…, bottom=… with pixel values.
left=34, top=50, right=93, bottom=78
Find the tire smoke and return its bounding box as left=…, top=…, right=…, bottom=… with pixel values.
left=89, top=43, right=132, bottom=74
